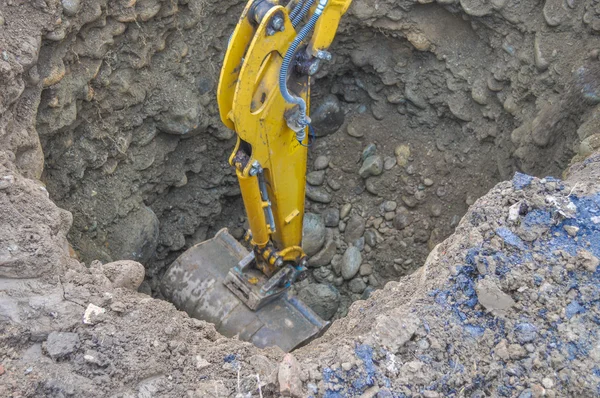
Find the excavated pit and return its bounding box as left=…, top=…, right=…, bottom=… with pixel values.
left=34, top=0, right=596, bottom=321
left=3, top=1, right=600, bottom=396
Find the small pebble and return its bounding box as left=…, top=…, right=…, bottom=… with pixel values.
left=314, top=155, right=329, bottom=170
left=340, top=203, right=352, bottom=219
left=542, top=378, right=554, bottom=389
left=346, top=123, right=364, bottom=138
left=564, top=225, right=579, bottom=237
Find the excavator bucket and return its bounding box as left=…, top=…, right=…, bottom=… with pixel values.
left=159, top=229, right=328, bottom=352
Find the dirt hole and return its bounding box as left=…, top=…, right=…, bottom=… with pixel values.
left=36, top=1, right=591, bottom=323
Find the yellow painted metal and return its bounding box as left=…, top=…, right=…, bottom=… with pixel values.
left=308, top=0, right=353, bottom=56
left=236, top=170, right=270, bottom=247
left=217, top=0, right=352, bottom=267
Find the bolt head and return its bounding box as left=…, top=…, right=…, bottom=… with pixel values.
left=308, top=60, right=320, bottom=76
left=271, top=15, right=284, bottom=31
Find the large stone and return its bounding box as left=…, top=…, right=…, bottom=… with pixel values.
left=475, top=278, right=515, bottom=311
left=341, top=246, right=362, bottom=280
left=310, top=94, right=345, bottom=136
left=306, top=186, right=332, bottom=203
left=370, top=311, right=420, bottom=353
left=308, top=231, right=337, bottom=268
left=61, top=0, right=81, bottom=16
left=302, top=213, right=326, bottom=256
left=278, top=353, right=303, bottom=397
left=298, top=283, right=340, bottom=320
left=100, top=260, right=145, bottom=290
left=107, top=206, right=159, bottom=264
left=359, top=155, right=384, bottom=179
left=46, top=332, right=80, bottom=360
left=344, top=215, right=365, bottom=243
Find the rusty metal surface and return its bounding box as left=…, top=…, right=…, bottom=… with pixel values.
left=160, top=228, right=328, bottom=352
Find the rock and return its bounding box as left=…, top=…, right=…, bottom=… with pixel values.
left=322, top=208, right=340, bottom=227
left=194, top=356, right=211, bottom=370
left=362, top=143, right=377, bottom=161
left=341, top=246, right=362, bottom=280
left=361, top=286, right=375, bottom=300
left=110, top=301, right=126, bottom=313
left=383, top=156, right=396, bottom=170
left=383, top=201, right=397, bottom=212
left=364, top=230, right=377, bottom=247
left=395, top=145, right=410, bottom=167
left=278, top=353, right=303, bottom=397
left=359, top=263, right=373, bottom=276
left=310, top=95, right=344, bottom=136
left=308, top=232, right=337, bottom=268
left=494, top=340, right=510, bottom=361
left=0, top=175, right=14, bottom=190
left=349, top=278, right=367, bottom=294
left=100, top=260, right=145, bottom=290
left=371, top=311, right=420, bottom=353
left=61, top=0, right=81, bottom=16
left=327, top=178, right=341, bottom=191
left=393, top=213, right=412, bottom=230
left=344, top=215, right=365, bottom=243
left=306, top=170, right=326, bottom=186
left=302, top=213, right=326, bottom=256
left=331, top=254, right=343, bottom=276
left=534, top=34, right=549, bottom=72
left=306, top=186, right=332, bottom=203
left=431, top=203, right=442, bottom=217
left=83, top=303, right=106, bottom=325
left=313, top=155, right=329, bottom=170
left=406, top=31, right=431, bottom=51
left=542, top=378, right=554, bottom=389
left=359, top=155, right=384, bottom=178
left=508, top=343, right=527, bottom=359
left=340, top=203, right=352, bottom=219
left=107, top=206, right=159, bottom=264
left=577, top=249, right=600, bottom=272
left=514, top=323, right=537, bottom=344
left=368, top=274, right=380, bottom=287
left=313, top=266, right=333, bottom=283
left=423, top=178, right=434, bottom=187
left=579, top=134, right=600, bottom=158
left=564, top=225, right=579, bottom=237
left=347, top=121, right=364, bottom=138
left=476, top=278, right=515, bottom=311
left=353, top=236, right=365, bottom=251
left=298, top=283, right=340, bottom=320
left=46, top=332, right=80, bottom=360
left=543, top=0, right=567, bottom=26
left=460, top=0, right=492, bottom=17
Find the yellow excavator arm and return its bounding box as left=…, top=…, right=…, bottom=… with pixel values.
left=160, top=0, right=352, bottom=352
left=217, top=0, right=352, bottom=276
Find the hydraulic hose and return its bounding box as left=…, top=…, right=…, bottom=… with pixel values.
left=292, top=0, right=316, bottom=28
left=280, top=0, right=328, bottom=142
left=288, top=0, right=305, bottom=21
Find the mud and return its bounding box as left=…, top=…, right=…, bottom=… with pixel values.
left=2, top=0, right=600, bottom=396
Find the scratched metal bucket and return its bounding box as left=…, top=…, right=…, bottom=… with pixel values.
left=160, top=228, right=328, bottom=352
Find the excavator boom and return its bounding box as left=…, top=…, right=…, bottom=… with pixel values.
left=161, top=0, right=352, bottom=351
